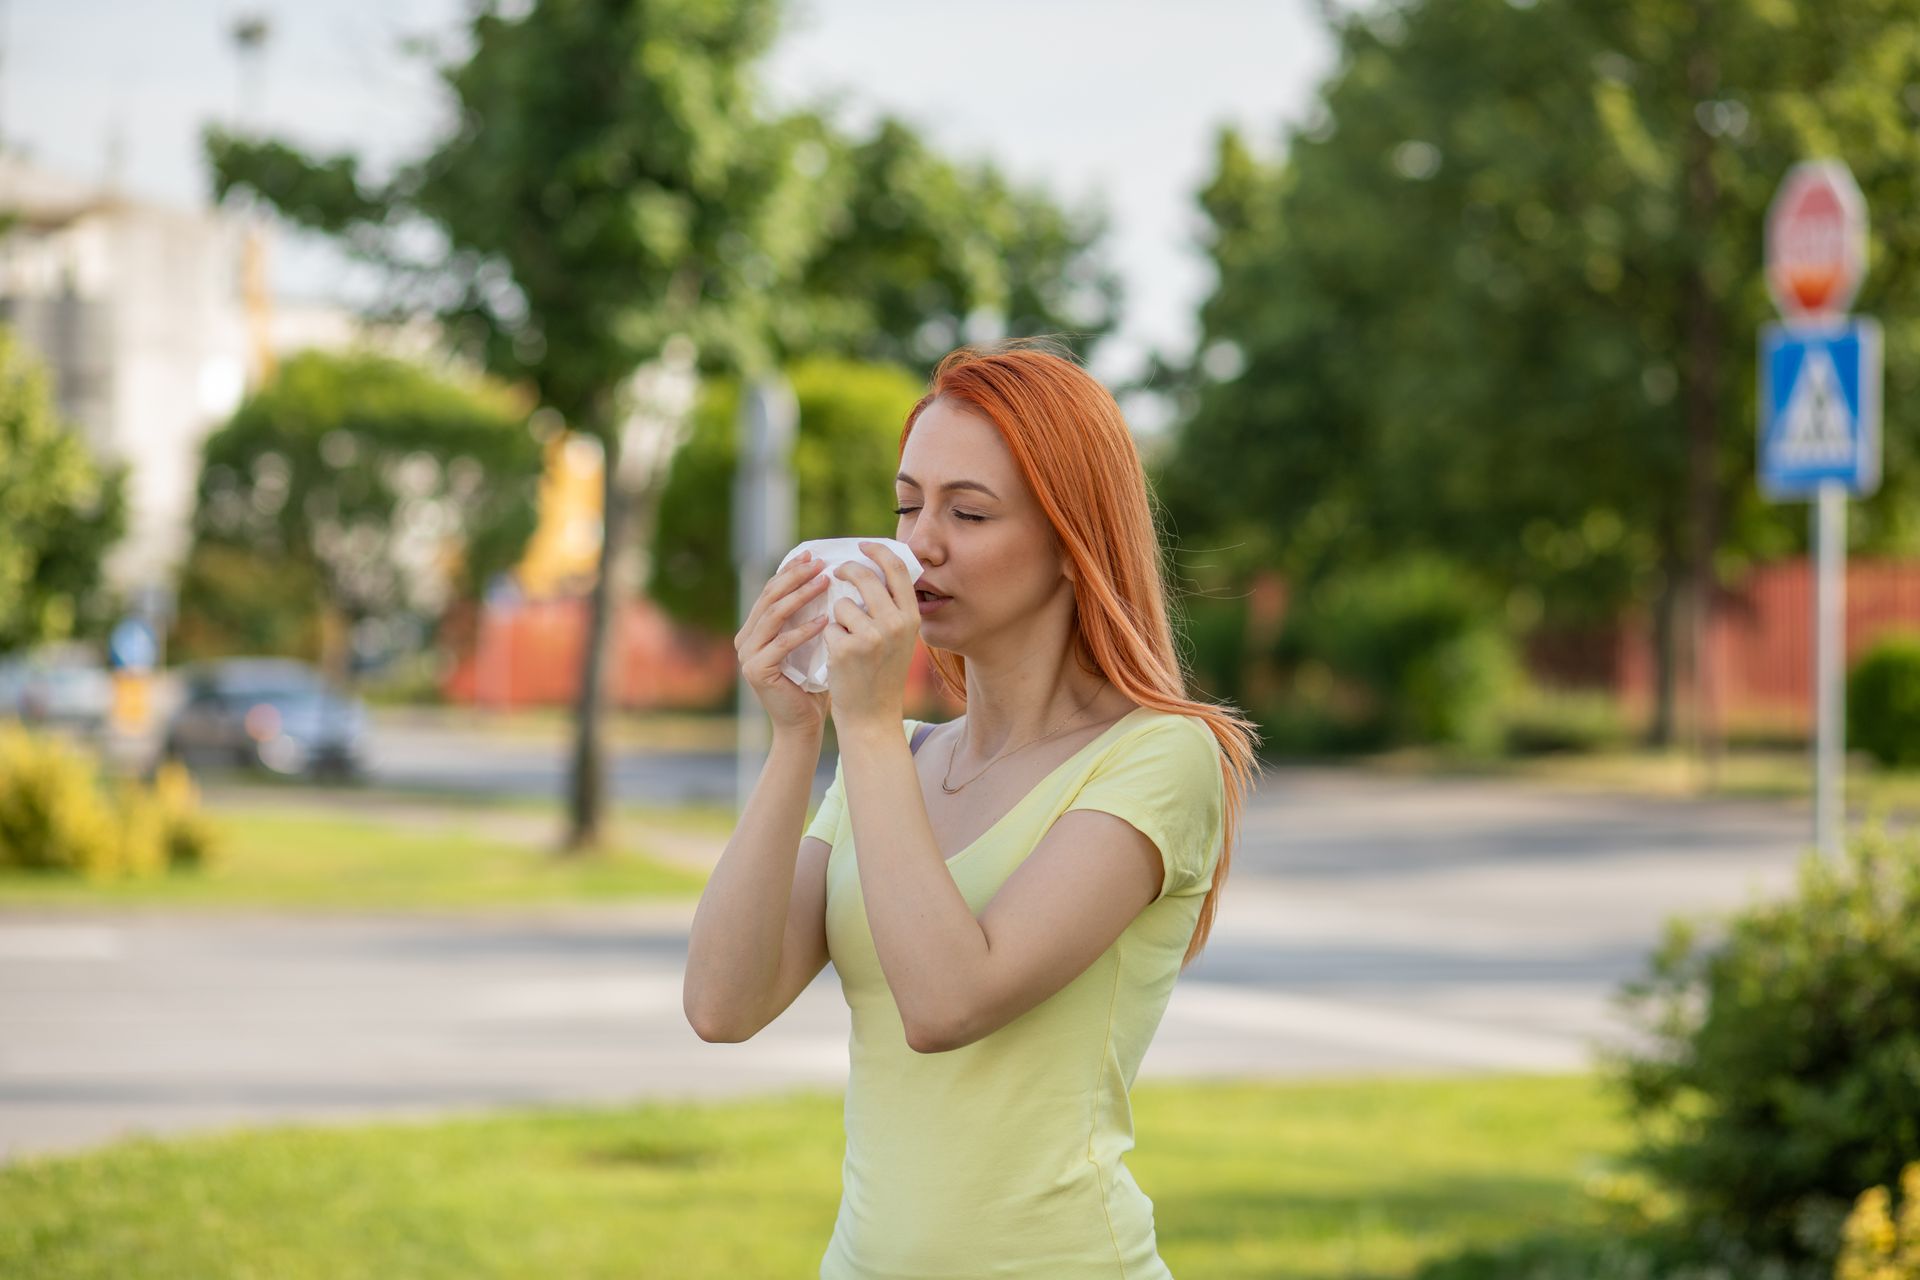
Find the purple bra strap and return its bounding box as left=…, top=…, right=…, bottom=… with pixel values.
left=909, top=722, right=937, bottom=756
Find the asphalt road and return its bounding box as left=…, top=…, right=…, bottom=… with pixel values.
left=0, top=763, right=1823, bottom=1164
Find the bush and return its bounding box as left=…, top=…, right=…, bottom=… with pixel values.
left=1604, top=823, right=1920, bottom=1267
left=0, top=728, right=218, bottom=878
left=150, top=761, right=219, bottom=870
left=1838, top=1161, right=1920, bottom=1279
left=1276, top=555, right=1521, bottom=754
left=1177, top=590, right=1253, bottom=706
left=0, top=726, right=123, bottom=875
left=1849, top=635, right=1920, bottom=769
left=1252, top=662, right=1393, bottom=758
left=1499, top=684, right=1634, bottom=756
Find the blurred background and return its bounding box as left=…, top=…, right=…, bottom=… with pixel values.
left=5, top=1, right=1920, bottom=1277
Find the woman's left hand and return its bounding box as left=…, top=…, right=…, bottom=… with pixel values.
left=825, top=542, right=921, bottom=731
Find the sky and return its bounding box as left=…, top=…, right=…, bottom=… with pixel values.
left=6, top=0, right=1332, bottom=422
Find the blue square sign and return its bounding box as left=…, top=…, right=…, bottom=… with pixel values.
left=1758, top=318, right=1882, bottom=499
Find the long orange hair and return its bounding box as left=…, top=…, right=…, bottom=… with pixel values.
left=901, top=338, right=1264, bottom=969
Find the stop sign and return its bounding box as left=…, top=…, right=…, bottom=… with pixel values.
left=1766, top=160, right=1868, bottom=322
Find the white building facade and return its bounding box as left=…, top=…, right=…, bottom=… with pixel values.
left=0, top=155, right=253, bottom=601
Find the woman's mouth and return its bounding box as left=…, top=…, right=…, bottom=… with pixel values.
left=915, top=589, right=950, bottom=616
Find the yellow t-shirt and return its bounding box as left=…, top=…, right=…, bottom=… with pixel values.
left=805, top=705, right=1226, bottom=1279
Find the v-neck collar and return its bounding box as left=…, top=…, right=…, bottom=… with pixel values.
left=916, top=704, right=1156, bottom=867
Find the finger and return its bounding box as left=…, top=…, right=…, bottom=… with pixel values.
left=744, top=569, right=829, bottom=656
left=747, top=613, right=830, bottom=675
left=829, top=596, right=874, bottom=637
left=858, top=543, right=914, bottom=610
left=738, top=555, right=818, bottom=646
left=834, top=561, right=890, bottom=618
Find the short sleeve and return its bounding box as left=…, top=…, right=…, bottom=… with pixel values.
left=1064, top=715, right=1225, bottom=902
left=803, top=757, right=846, bottom=846
left=802, top=720, right=920, bottom=848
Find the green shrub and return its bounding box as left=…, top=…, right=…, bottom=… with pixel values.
left=1838, top=1161, right=1920, bottom=1280
left=1276, top=555, right=1521, bottom=754
left=1849, top=635, right=1920, bottom=769
left=150, top=761, right=220, bottom=870
left=1177, top=590, right=1253, bottom=705
left=1500, top=684, right=1634, bottom=756
left=0, top=728, right=218, bottom=877
left=1604, top=823, right=1920, bottom=1267
left=0, top=726, right=123, bottom=875
left=1252, top=662, right=1392, bottom=758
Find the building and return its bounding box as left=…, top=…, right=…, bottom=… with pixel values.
left=0, top=153, right=438, bottom=611
left=0, top=153, right=255, bottom=604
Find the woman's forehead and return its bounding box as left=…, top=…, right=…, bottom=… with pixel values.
left=901, top=399, right=1015, bottom=483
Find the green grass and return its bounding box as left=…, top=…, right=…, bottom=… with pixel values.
left=0, top=1073, right=1631, bottom=1279
left=0, top=805, right=716, bottom=910
left=1365, top=741, right=1920, bottom=817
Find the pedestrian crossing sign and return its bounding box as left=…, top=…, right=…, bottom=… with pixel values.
left=1758, top=317, right=1881, bottom=499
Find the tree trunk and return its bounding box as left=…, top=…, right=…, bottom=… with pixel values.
left=563, top=424, right=625, bottom=855
left=1649, top=542, right=1681, bottom=748
left=1679, top=0, right=1723, bottom=777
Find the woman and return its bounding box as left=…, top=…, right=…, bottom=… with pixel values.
left=684, top=339, right=1262, bottom=1278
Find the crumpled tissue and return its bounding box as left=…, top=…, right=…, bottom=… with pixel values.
left=776, top=537, right=925, bottom=693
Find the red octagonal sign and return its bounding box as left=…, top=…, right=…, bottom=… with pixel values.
left=1766, top=160, right=1868, bottom=322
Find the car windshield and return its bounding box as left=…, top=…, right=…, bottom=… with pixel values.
left=222, top=684, right=335, bottom=711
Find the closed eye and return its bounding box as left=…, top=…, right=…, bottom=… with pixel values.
left=893, top=506, right=986, bottom=523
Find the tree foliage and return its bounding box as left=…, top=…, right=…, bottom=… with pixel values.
left=0, top=328, right=127, bottom=653
left=1160, top=0, right=1920, bottom=640
left=185, top=349, right=542, bottom=631
left=781, top=118, right=1121, bottom=374
left=202, top=0, right=1119, bottom=845
left=650, top=356, right=924, bottom=632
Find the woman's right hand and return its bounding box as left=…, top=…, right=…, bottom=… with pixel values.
left=735, top=551, right=834, bottom=733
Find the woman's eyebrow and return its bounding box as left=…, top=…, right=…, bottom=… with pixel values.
left=895, top=472, right=1001, bottom=500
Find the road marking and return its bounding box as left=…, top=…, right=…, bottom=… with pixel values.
left=0, top=927, right=122, bottom=961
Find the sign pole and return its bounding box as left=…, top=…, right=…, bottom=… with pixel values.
left=733, top=375, right=799, bottom=817
left=1758, top=158, right=1875, bottom=864
left=1813, top=479, right=1845, bottom=860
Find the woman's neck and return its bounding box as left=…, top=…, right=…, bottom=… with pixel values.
left=958, top=656, right=1119, bottom=759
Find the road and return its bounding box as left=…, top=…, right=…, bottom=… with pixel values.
left=0, top=763, right=1823, bottom=1164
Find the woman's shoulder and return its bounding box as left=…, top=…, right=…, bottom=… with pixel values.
left=1113, top=704, right=1218, bottom=749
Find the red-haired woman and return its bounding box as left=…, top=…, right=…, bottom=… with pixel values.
left=685, top=339, right=1263, bottom=1278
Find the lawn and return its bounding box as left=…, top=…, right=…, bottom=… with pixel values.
left=0, top=1072, right=1632, bottom=1279
left=0, top=802, right=720, bottom=910
left=1366, top=741, right=1920, bottom=820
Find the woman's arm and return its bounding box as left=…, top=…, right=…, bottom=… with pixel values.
left=837, top=722, right=1164, bottom=1054
left=682, top=723, right=825, bottom=1042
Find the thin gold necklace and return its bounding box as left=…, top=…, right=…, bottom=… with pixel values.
left=942, top=680, right=1109, bottom=794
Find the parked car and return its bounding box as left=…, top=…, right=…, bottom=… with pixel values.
left=159, top=659, right=369, bottom=780
left=0, top=646, right=114, bottom=738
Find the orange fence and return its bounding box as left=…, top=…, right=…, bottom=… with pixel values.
left=440, top=558, right=1920, bottom=731
left=1531, top=557, right=1920, bottom=735
left=439, top=595, right=965, bottom=715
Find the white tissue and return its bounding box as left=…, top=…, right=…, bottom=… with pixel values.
left=775, top=537, right=926, bottom=693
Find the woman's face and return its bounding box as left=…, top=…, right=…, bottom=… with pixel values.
left=894, top=397, right=1072, bottom=650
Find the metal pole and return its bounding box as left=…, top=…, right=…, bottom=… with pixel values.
left=733, top=376, right=799, bottom=817
left=1813, top=479, right=1845, bottom=860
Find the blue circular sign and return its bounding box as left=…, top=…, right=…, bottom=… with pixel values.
left=108, top=618, right=158, bottom=671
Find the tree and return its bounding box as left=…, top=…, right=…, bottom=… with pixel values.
left=179, top=348, right=543, bottom=671
left=207, top=0, right=1121, bottom=849
left=1159, top=0, right=1920, bottom=747
left=0, top=327, right=127, bottom=653
left=207, top=0, right=834, bottom=850
left=778, top=118, right=1122, bottom=375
